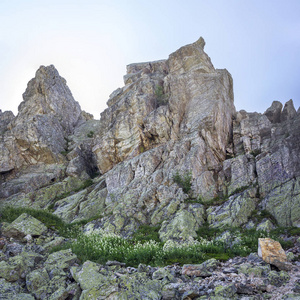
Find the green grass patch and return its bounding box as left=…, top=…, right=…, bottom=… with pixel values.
left=196, top=223, right=223, bottom=240
left=0, top=206, right=65, bottom=228
left=230, top=185, right=250, bottom=196
left=1, top=206, right=298, bottom=268
left=0, top=206, right=98, bottom=238
left=131, top=224, right=161, bottom=243
left=250, top=209, right=278, bottom=226
left=185, top=195, right=204, bottom=204
left=155, top=85, right=168, bottom=106
left=87, top=131, right=94, bottom=138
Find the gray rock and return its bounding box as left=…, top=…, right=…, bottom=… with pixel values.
left=182, top=259, right=219, bottom=277
left=0, top=64, right=85, bottom=197
left=294, top=279, right=300, bottom=293
left=281, top=99, right=297, bottom=122
left=44, top=249, right=78, bottom=271
left=264, top=100, right=283, bottom=123
left=268, top=270, right=290, bottom=287
left=214, top=284, right=237, bottom=298
left=2, top=213, right=47, bottom=239
left=0, top=110, right=15, bottom=134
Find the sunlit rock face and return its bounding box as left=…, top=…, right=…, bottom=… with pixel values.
left=93, top=37, right=235, bottom=176
left=86, top=37, right=236, bottom=238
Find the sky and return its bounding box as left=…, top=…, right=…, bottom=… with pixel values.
left=0, top=0, right=299, bottom=119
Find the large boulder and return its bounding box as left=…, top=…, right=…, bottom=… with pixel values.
left=258, top=238, right=292, bottom=271
left=2, top=213, right=47, bottom=239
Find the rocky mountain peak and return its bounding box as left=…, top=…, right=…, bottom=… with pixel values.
left=167, top=36, right=215, bottom=74
left=15, top=65, right=82, bottom=134
left=0, top=65, right=88, bottom=189
left=93, top=37, right=234, bottom=175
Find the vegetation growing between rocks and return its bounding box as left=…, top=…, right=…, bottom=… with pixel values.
left=172, top=170, right=192, bottom=194
left=131, top=224, right=161, bottom=242
left=155, top=85, right=168, bottom=106
left=197, top=195, right=229, bottom=207
left=1, top=207, right=297, bottom=267
left=251, top=209, right=278, bottom=226
left=0, top=206, right=98, bottom=238
left=87, top=130, right=94, bottom=138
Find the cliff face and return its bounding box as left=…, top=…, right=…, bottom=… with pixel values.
left=0, top=38, right=299, bottom=240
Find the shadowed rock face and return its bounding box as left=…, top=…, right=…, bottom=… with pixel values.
left=0, top=37, right=300, bottom=240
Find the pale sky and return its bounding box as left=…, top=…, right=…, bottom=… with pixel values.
left=0, top=0, right=299, bottom=119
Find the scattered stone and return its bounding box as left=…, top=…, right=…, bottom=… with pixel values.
left=0, top=238, right=7, bottom=249
left=223, top=267, right=238, bottom=274
left=24, top=234, right=33, bottom=243
left=256, top=219, right=275, bottom=232
left=43, top=236, right=65, bottom=250
left=106, top=260, right=126, bottom=267
left=268, top=270, right=290, bottom=286
left=26, top=268, right=50, bottom=297
left=181, top=289, right=200, bottom=299
left=293, top=279, right=300, bottom=293
left=283, top=294, right=300, bottom=300
left=214, top=283, right=237, bottom=298
left=182, top=259, right=219, bottom=277
left=5, top=242, right=23, bottom=256
left=236, top=283, right=255, bottom=295
left=238, top=263, right=270, bottom=277
left=287, top=252, right=296, bottom=261
left=44, top=249, right=78, bottom=271
left=152, top=267, right=174, bottom=281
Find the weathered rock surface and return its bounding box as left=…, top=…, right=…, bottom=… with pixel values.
left=258, top=238, right=292, bottom=271
left=0, top=109, right=15, bottom=134
left=1, top=37, right=300, bottom=243
left=0, top=65, right=90, bottom=199
left=182, top=258, right=219, bottom=277
left=2, top=213, right=47, bottom=239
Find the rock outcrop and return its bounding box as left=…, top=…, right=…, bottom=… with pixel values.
left=1, top=37, right=299, bottom=240
left=1, top=65, right=82, bottom=173
left=0, top=65, right=97, bottom=198
left=1, top=36, right=300, bottom=299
